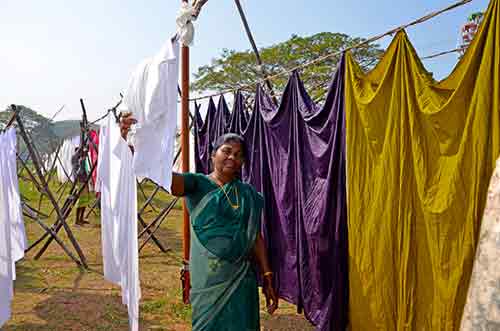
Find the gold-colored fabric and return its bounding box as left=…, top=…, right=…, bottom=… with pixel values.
left=344, top=0, right=500, bottom=329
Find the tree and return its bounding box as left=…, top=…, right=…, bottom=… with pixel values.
left=192, top=32, right=384, bottom=103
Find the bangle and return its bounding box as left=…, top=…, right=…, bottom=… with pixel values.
left=263, top=271, right=273, bottom=277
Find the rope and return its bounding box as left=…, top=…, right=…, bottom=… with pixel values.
left=89, top=111, right=111, bottom=125
left=88, top=97, right=123, bottom=125
left=48, top=105, right=66, bottom=122
left=189, top=0, right=474, bottom=101
left=421, top=46, right=466, bottom=59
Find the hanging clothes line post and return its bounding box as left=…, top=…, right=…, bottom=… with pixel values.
left=180, top=0, right=192, bottom=305
left=178, top=0, right=209, bottom=305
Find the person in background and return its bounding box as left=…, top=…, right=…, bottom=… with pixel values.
left=71, top=146, right=90, bottom=226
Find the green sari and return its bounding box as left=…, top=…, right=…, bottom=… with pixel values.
left=182, top=173, right=264, bottom=331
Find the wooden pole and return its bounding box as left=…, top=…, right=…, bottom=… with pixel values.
left=2, top=106, right=19, bottom=132
left=13, top=105, right=88, bottom=268
left=14, top=127, right=84, bottom=266
left=34, top=153, right=99, bottom=260
left=137, top=179, right=158, bottom=212
left=139, top=198, right=179, bottom=252
left=234, top=0, right=278, bottom=105
left=137, top=213, right=169, bottom=253
left=139, top=198, right=179, bottom=238
left=181, top=0, right=191, bottom=305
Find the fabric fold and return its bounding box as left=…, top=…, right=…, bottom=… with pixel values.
left=119, top=37, right=179, bottom=191
left=193, top=61, right=349, bottom=331
left=96, top=116, right=141, bottom=331
left=344, top=0, right=500, bottom=329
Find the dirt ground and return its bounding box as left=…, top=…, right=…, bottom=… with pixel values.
left=4, top=180, right=315, bottom=331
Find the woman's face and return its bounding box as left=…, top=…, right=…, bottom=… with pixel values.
left=212, top=140, right=245, bottom=178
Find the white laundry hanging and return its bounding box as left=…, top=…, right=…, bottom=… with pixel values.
left=119, top=36, right=179, bottom=191
left=0, top=128, right=27, bottom=328
left=95, top=115, right=140, bottom=331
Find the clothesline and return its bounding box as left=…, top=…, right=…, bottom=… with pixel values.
left=89, top=99, right=122, bottom=125
left=421, top=46, right=466, bottom=59
left=48, top=105, right=66, bottom=122
left=228, top=44, right=468, bottom=102
left=188, top=0, right=474, bottom=101
left=88, top=0, right=473, bottom=123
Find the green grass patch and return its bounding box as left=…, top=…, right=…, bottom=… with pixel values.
left=142, top=298, right=168, bottom=314
left=167, top=302, right=192, bottom=321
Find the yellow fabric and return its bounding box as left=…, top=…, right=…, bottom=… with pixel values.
left=344, top=0, right=500, bottom=330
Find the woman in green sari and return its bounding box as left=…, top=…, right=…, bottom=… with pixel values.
left=120, top=116, right=278, bottom=331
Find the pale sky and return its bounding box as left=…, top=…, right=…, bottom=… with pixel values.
left=0, top=0, right=490, bottom=122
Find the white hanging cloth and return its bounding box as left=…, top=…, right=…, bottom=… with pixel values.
left=96, top=115, right=140, bottom=331
left=0, top=128, right=27, bottom=328
left=176, top=2, right=197, bottom=46
left=118, top=36, right=179, bottom=192
left=48, top=135, right=81, bottom=183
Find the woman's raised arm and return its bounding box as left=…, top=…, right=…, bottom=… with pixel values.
left=171, top=172, right=185, bottom=197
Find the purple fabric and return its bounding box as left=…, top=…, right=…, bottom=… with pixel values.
left=215, top=95, right=231, bottom=138
left=193, top=57, right=348, bottom=331
left=194, top=98, right=217, bottom=174
left=228, top=91, right=248, bottom=133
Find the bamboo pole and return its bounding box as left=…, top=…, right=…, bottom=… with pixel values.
left=34, top=107, right=100, bottom=260
left=33, top=156, right=98, bottom=260
left=234, top=0, right=278, bottom=104
left=139, top=198, right=179, bottom=252
left=137, top=179, right=158, bottom=212
left=13, top=105, right=88, bottom=268
left=139, top=198, right=179, bottom=239
left=84, top=198, right=99, bottom=218
left=137, top=212, right=169, bottom=252
left=2, top=106, right=19, bottom=132
left=14, top=139, right=83, bottom=265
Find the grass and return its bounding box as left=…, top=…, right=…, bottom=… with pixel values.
left=4, top=174, right=314, bottom=331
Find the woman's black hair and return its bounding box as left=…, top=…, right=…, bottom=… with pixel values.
left=211, top=133, right=248, bottom=161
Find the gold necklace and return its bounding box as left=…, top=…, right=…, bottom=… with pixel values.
left=219, top=184, right=240, bottom=210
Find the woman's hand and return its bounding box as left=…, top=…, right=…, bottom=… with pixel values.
left=262, top=274, right=279, bottom=315
left=251, top=234, right=278, bottom=314
left=119, top=112, right=137, bottom=140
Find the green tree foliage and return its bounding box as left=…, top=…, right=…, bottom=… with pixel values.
left=192, top=32, right=384, bottom=103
